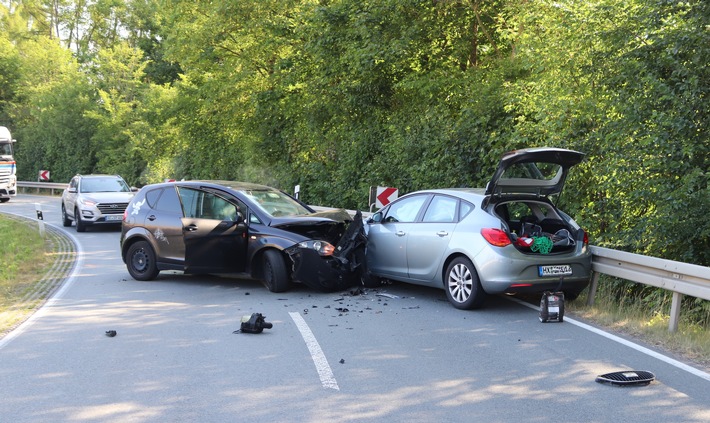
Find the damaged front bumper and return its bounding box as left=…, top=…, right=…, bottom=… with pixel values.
left=285, top=210, right=367, bottom=292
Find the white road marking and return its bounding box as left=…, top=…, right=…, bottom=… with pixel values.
left=513, top=297, right=710, bottom=382
left=289, top=311, right=340, bottom=390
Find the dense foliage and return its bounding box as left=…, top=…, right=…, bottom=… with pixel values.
left=0, top=0, right=707, bottom=269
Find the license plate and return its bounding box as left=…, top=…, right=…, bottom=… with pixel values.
left=538, top=265, right=573, bottom=277
left=105, top=215, right=123, bottom=221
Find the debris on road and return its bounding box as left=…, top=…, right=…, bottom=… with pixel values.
left=234, top=313, right=273, bottom=334
left=595, top=370, right=656, bottom=387
left=105, top=330, right=117, bottom=337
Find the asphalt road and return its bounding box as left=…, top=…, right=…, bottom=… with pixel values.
left=1, top=194, right=709, bottom=423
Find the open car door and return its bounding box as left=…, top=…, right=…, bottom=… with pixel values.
left=177, top=186, right=248, bottom=274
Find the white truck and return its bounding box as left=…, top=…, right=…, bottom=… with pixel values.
left=0, top=126, right=17, bottom=203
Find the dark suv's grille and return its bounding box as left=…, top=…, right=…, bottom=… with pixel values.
left=97, top=202, right=128, bottom=214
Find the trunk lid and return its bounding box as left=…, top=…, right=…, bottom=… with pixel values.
left=485, top=147, right=585, bottom=198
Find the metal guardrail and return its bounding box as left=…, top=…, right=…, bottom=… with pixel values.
left=16, top=181, right=709, bottom=332
left=587, top=246, right=710, bottom=332
left=17, top=181, right=66, bottom=195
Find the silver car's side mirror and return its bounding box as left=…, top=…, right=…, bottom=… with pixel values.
left=368, top=212, right=383, bottom=224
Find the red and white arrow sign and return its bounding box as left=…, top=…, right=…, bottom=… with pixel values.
left=376, top=186, right=398, bottom=208
left=38, top=170, right=50, bottom=181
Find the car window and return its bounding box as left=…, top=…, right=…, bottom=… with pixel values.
left=240, top=189, right=310, bottom=217
left=178, top=187, right=239, bottom=221
left=459, top=201, right=474, bottom=219
left=384, top=195, right=427, bottom=223
left=155, top=187, right=182, bottom=213
left=144, top=188, right=162, bottom=209
left=81, top=177, right=130, bottom=193
left=422, top=195, right=458, bottom=223
left=502, top=162, right=563, bottom=182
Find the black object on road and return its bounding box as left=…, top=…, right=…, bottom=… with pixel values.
left=237, top=313, right=273, bottom=334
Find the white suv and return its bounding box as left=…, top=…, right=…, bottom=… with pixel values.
left=61, top=174, right=136, bottom=232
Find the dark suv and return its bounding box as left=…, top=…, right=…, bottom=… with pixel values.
left=120, top=180, right=366, bottom=293
left=61, top=174, right=136, bottom=232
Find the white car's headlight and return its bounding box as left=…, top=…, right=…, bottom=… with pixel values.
left=79, top=198, right=97, bottom=207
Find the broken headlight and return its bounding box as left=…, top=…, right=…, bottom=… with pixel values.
left=298, top=240, right=335, bottom=256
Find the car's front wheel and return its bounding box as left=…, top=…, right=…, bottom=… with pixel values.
left=74, top=208, right=86, bottom=232
left=126, top=240, right=160, bottom=281
left=444, top=257, right=486, bottom=310
left=61, top=204, right=71, bottom=227
left=262, top=249, right=289, bottom=293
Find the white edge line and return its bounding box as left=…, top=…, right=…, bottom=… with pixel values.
left=511, top=297, right=710, bottom=382
left=0, top=218, right=84, bottom=351
left=289, top=311, right=340, bottom=390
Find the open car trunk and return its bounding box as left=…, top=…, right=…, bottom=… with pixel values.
left=493, top=200, right=582, bottom=255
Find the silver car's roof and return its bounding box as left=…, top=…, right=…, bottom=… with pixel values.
left=404, top=188, right=486, bottom=203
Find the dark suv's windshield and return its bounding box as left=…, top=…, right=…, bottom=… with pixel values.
left=240, top=189, right=311, bottom=217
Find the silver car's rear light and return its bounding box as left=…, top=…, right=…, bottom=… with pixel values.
left=481, top=228, right=512, bottom=247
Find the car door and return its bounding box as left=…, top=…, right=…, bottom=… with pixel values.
left=366, top=194, right=429, bottom=280
left=140, top=186, right=186, bottom=264
left=178, top=187, right=248, bottom=274
left=405, top=194, right=460, bottom=284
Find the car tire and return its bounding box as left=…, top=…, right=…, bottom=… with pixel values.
left=262, top=249, right=289, bottom=293
left=126, top=240, right=160, bottom=281
left=444, top=257, right=486, bottom=310
left=0, top=198, right=9, bottom=203
left=75, top=208, right=86, bottom=232
left=61, top=204, right=71, bottom=227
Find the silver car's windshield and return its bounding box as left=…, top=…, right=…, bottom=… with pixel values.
left=240, top=189, right=310, bottom=217
left=80, top=178, right=131, bottom=193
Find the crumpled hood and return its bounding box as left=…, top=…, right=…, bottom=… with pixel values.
left=269, top=209, right=352, bottom=228
left=269, top=209, right=352, bottom=244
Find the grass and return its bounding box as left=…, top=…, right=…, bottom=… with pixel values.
left=0, top=214, right=57, bottom=336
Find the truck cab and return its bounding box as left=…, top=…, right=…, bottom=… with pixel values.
left=0, top=126, right=17, bottom=203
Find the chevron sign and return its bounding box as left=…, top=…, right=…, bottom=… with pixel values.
left=375, top=186, right=398, bottom=208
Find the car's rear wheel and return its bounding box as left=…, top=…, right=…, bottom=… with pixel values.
left=444, top=257, right=486, bottom=309
left=126, top=240, right=160, bottom=281
left=262, top=249, right=289, bottom=293
left=75, top=208, right=86, bottom=232
left=61, top=204, right=71, bottom=227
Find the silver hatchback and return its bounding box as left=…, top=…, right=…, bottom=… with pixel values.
left=362, top=147, right=592, bottom=309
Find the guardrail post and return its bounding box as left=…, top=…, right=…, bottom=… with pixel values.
left=669, top=292, right=682, bottom=332
left=586, top=271, right=600, bottom=306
